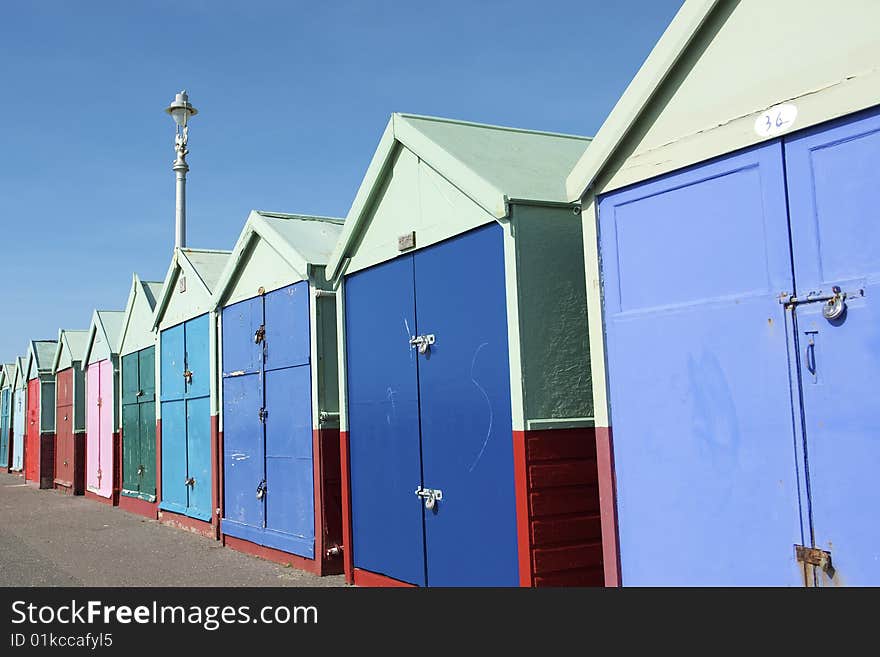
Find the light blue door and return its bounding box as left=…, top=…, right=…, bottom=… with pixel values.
left=415, top=224, right=518, bottom=586
left=160, top=399, right=187, bottom=513
left=11, top=389, right=24, bottom=471
left=0, top=388, right=9, bottom=468
left=785, top=107, right=880, bottom=586
left=346, top=256, right=426, bottom=586
left=186, top=397, right=212, bottom=521
left=598, top=142, right=805, bottom=585
left=184, top=314, right=211, bottom=521
left=160, top=323, right=187, bottom=514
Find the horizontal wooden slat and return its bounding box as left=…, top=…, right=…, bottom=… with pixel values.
left=535, top=567, right=605, bottom=587
left=528, top=459, right=599, bottom=489
left=533, top=542, right=604, bottom=575
left=529, top=486, right=600, bottom=517
left=526, top=428, right=596, bottom=462
left=531, top=514, right=602, bottom=546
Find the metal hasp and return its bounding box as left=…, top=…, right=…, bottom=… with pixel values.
left=165, top=90, right=198, bottom=249
left=409, top=334, right=435, bottom=354
left=415, top=486, right=443, bottom=510
left=253, top=325, right=265, bottom=344
left=256, top=480, right=267, bottom=500
left=795, top=545, right=833, bottom=576
left=780, top=285, right=860, bottom=322
left=185, top=477, right=195, bottom=487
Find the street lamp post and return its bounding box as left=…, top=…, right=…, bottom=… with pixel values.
left=165, top=90, right=198, bottom=249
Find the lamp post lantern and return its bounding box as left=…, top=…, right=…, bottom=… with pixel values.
left=165, top=90, right=198, bottom=249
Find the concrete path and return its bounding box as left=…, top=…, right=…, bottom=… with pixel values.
left=0, top=471, right=346, bottom=587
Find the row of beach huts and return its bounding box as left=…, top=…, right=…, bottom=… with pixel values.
left=2, top=1, right=879, bottom=586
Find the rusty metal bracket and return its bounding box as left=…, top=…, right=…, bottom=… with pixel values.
left=795, top=545, right=833, bottom=575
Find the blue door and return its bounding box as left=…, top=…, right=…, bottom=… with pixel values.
left=186, top=397, right=212, bottom=520
left=346, top=256, right=426, bottom=585
left=160, top=399, right=187, bottom=513
left=160, top=315, right=212, bottom=521
left=345, top=224, right=516, bottom=586
left=221, top=283, right=316, bottom=556
left=222, top=296, right=265, bottom=532
left=264, top=365, right=313, bottom=555
left=11, top=388, right=24, bottom=471
left=415, top=224, right=518, bottom=586
left=263, top=282, right=314, bottom=556
left=0, top=388, right=9, bottom=468
left=160, top=323, right=187, bottom=514
left=598, top=142, right=805, bottom=585
left=784, top=107, right=880, bottom=586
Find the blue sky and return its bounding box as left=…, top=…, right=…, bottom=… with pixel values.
left=0, top=0, right=682, bottom=363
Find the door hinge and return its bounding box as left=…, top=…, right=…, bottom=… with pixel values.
left=258, top=407, right=268, bottom=423
left=795, top=544, right=833, bottom=575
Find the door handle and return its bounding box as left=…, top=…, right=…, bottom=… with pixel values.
left=805, top=336, right=816, bottom=375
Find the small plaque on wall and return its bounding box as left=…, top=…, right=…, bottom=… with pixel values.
left=398, top=231, right=416, bottom=251
left=178, top=275, right=186, bottom=293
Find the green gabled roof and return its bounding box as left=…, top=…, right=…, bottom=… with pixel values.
left=180, top=248, right=232, bottom=295
left=152, top=247, right=232, bottom=329
left=213, top=211, right=344, bottom=308
left=117, top=273, right=163, bottom=353
left=0, top=362, right=14, bottom=388
left=327, top=112, right=591, bottom=279
left=27, top=340, right=58, bottom=379
left=52, top=329, right=89, bottom=373
left=82, top=310, right=125, bottom=365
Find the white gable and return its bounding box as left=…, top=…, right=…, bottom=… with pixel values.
left=575, top=0, right=880, bottom=194
left=224, top=237, right=303, bottom=307
left=346, top=145, right=495, bottom=275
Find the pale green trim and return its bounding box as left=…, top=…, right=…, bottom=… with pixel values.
left=526, top=417, right=595, bottom=430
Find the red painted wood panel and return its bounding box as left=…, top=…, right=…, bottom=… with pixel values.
left=339, top=431, right=354, bottom=584
left=517, top=427, right=605, bottom=587
left=533, top=542, right=604, bottom=574
left=25, top=378, right=40, bottom=483
left=316, top=428, right=344, bottom=575
left=529, top=487, right=599, bottom=517
left=352, top=568, right=415, bottom=588
left=531, top=515, right=602, bottom=546
left=55, top=370, right=74, bottom=488
left=595, top=427, right=621, bottom=587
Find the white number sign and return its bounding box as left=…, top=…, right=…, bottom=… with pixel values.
left=754, top=103, right=798, bottom=137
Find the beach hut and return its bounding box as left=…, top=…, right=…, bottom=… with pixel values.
left=81, top=310, right=125, bottom=505
left=24, top=340, right=57, bottom=488
left=327, top=113, right=597, bottom=586
left=117, top=274, right=164, bottom=518
left=9, top=357, right=27, bottom=474
left=153, top=247, right=230, bottom=537
left=0, top=364, right=14, bottom=468
left=51, top=330, right=89, bottom=495
left=213, top=210, right=344, bottom=573
left=566, top=0, right=880, bottom=586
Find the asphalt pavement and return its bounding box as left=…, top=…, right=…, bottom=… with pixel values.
left=0, top=471, right=346, bottom=587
